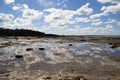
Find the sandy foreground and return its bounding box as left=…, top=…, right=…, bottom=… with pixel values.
left=0, top=37, right=120, bottom=80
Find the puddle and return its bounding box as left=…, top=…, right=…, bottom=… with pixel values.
left=0, top=42, right=120, bottom=64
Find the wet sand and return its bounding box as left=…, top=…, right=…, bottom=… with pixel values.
left=0, top=36, right=120, bottom=80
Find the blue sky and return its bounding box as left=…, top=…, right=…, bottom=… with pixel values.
left=0, top=0, right=120, bottom=35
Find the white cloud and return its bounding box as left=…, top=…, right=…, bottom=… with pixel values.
left=89, top=18, right=103, bottom=26
left=95, top=0, right=120, bottom=20
left=2, top=17, right=38, bottom=30
left=0, top=13, right=14, bottom=24
left=22, top=8, right=43, bottom=20
left=13, top=17, right=32, bottom=27
left=73, top=25, right=117, bottom=35
left=101, top=3, right=120, bottom=14
left=76, top=3, right=93, bottom=15
left=91, top=21, right=103, bottom=26
left=12, top=4, right=28, bottom=10
left=97, top=0, right=112, bottom=4
left=2, top=1, right=119, bottom=35
left=63, top=4, right=67, bottom=8
left=105, top=19, right=116, bottom=24
left=117, top=21, right=120, bottom=26
left=37, top=0, right=54, bottom=7
left=90, top=12, right=107, bottom=19
left=12, top=6, right=20, bottom=11
left=41, top=24, right=119, bottom=35
left=105, top=18, right=120, bottom=27
left=89, top=0, right=120, bottom=24
left=4, top=0, right=15, bottom=4
left=61, top=0, right=68, bottom=4
left=91, top=19, right=101, bottom=22
left=44, top=8, right=75, bottom=27
left=12, top=4, right=43, bottom=20
left=2, top=4, right=43, bottom=30
left=44, top=3, right=93, bottom=27
left=57, top=0, right=68, bottom=8
left=97, top=0, right=120, bottom=4
left=75, top=17, right=90, bottom=23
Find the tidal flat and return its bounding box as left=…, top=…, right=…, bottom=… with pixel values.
left=0, top=36, right=120, bottom=80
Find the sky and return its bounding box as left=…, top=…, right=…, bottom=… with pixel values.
left=0, top=0, right=120, bottom=35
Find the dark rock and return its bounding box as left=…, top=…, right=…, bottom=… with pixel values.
left=26, top=48, right=34, bottom=51
left=46, top=76, right=51, bottom=79
left=39, top=48, right=45, bottom=50
left=110, top=45, right=118, bottom=49
left=15, top=55, right=23, bottom=59
left=73, top=76, right=87, bottom=80
left=69, top=44, right=73, bottom=46
left=43, top=76, right=51, bottom=79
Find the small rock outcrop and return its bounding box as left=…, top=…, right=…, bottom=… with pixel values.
left=69, top=44, right=73, bottom=46
left=39, top=48, right=45, bottom=50
left=26, top=48, right=34, bottom=51
left=15, top=55, right=23, bottom=59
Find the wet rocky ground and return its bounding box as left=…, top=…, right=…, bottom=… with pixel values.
left=0, top=36, right=120, bottom=80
